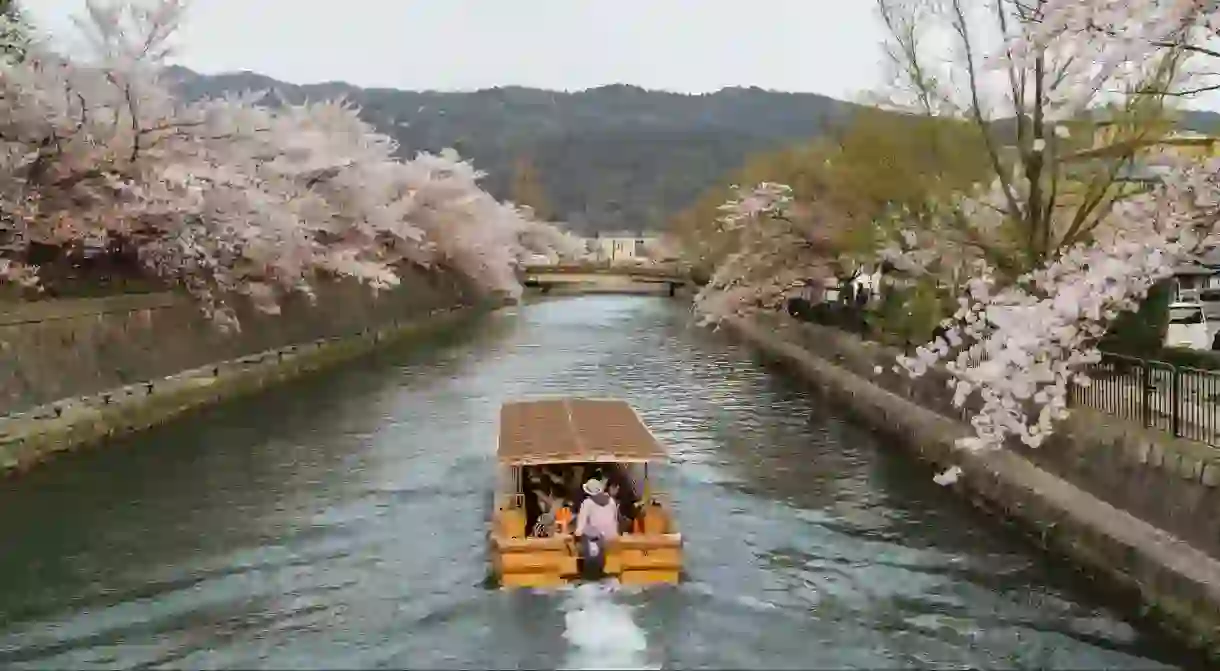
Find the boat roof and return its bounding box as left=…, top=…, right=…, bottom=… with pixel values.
left=497, top=398, right=667, bottom=465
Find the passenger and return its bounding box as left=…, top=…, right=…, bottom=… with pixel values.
left=533, top=508, right=555, bottom=538
left=606, top=480, right=636, bottom=534
left=554, top=500, right=573, bottom=535
left=530, top=487, right=562, bottom=537
left=575, top=478, right=619, bottom=578
left=542, top=465, right=565, bottom=489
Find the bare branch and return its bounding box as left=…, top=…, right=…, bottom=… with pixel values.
left=949, top=0, right=1023, bottom=225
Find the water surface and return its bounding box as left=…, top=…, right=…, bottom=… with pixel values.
left=0, top=296, right=1201, bottom=669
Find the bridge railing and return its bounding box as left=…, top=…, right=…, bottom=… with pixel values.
left=522, top=263, right=687, bottom=279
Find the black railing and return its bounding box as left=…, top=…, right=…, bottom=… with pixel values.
left=786, top=297, right=869, bottom=335
left=784, top=299, right=1220, bottom=447
left=1073, top=352, right=1220, bottom=446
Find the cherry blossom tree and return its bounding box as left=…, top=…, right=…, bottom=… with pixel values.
left=873, top=0, right=1220, bottom=458
left=0, top=0, right=574, bottom=328
left=513, top=207, right=587, bottom=263
left=693, top=1, right=1220, bottom=476
left=692, top=182, right=861, bottom=324
left=1023, top=0, right=1219, bottom=99
left=0, top=0, right=28, bottom=63
left=871, top=0, right=1192, bottom=278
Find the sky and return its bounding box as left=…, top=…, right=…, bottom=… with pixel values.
left=26, top=0, right=888, bottom=101
left=26, top=1, right=1220, bottom=111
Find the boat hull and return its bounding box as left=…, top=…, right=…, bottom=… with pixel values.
left=488, top=531, right=683, bottom=589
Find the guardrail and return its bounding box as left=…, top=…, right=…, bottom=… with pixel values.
left=1073, top=352, right=1220, bottom=447
left=783, top=299, right=1220, bottom=448
left=522, top=264, right=688, bottom=280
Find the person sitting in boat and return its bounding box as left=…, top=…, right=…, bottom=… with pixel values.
left=606, top=480, right=638, bottom=534
left=554, top=499, right=573, bottom=535
left=530, top=486, right=564, bottom=538
left=574, top=478, right=619, bottom=578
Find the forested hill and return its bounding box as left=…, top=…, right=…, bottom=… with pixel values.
left=163, top=66, right=858, bottom=235
left=163, top=67, right=1220, bottom=235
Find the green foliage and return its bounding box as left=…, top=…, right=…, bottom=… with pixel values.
left=0, top=0, right=27, bottom=64
left=868, top=279, right=953, bottom=348
left=1157, top=347, right=1220, bottom=371
left=161, top=66, right=1220, bottom=243
left=509, top=156, right=552, bottom=220
left=669, top=106, right=993, bottom=334
left=1099, top=280, right=1172, bottom=357
left=668, top=140, right=841, bottom=272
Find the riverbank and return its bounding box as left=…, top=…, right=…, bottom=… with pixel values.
left=0, top=267, right=472, bottom=415
left=722, top=313, right=1220, bottom=660
left=0, top=296, right=1188, bottom=669
left=0, top=304, right=487, bottom=477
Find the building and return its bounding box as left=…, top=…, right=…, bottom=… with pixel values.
left=1173, top=248, right=1220, bottom=301
left=1058, top=119, right=1220, bottom=302
left=584, top=231, right=667, bottom=264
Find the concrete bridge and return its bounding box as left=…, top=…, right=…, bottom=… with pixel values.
left=521, top=263, right=692, bottom=297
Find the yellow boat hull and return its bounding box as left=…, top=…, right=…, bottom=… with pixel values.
left=489, top=503, right=682, bottom=589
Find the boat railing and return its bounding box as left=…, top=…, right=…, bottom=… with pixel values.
left=497, top=493, right=525, bottom=511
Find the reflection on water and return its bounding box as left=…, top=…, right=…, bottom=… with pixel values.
left=0, top=296, right=1204, bottom=669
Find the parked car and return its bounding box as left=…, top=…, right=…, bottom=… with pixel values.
left=1165, top=302, right=1211, bottom=350
left=1198, top=287, right=1220, bottom=320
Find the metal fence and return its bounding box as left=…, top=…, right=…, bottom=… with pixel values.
left=1073, top=352, right=1220, bottom=446
left=783, top=302, right=1220, bottom=446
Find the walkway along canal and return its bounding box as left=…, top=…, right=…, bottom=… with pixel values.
left=0, top=296, right=1206, bottom=669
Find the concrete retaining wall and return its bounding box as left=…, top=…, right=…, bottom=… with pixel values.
left=0, top=306, right=480, bottom=475
left=0, top=266, right=487, bottom=475
left=0, top=265, right=469, bottom=416
left=723, top=313, right=1220, bottom=659
left=757, top=316, right=1220, bottom=561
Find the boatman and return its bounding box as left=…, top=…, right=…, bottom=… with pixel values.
left=575, top=478, right=619, bottom=579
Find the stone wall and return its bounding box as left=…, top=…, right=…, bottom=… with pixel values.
left=724, top=313, right=1220, bottom=659
left=0, top=306, right=479, bottom=474
left=1032, top=408, right=1220, bottom=559
left=0, top=265, right=469, bottom=416
left=761, top=314, right=1220, bottom=560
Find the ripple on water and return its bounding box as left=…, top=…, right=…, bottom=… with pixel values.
left=0, top=296, right=1201, bottom=670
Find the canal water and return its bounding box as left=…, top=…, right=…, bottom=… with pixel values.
left=0, top=296, right=1203, bottom=669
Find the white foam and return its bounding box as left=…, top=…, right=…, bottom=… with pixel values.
left=560, top=582, right=658, bottom=670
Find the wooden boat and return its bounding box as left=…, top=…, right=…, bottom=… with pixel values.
left=489, top=398, right=683, bottom=589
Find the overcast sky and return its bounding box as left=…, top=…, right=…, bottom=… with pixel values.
left=28, top=0, right=887, bottom=99
left=26, top=1, right=1220, bottom=111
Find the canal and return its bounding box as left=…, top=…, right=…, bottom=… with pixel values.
left=0, top=296, right=1203, bottom=669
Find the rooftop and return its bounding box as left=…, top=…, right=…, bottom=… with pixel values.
left=497, top=398, right=666, bottom=465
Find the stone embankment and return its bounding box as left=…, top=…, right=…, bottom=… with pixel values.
left=0, top=267, right=485, bottom=475
left=724, top=313, right=1220, bottom=659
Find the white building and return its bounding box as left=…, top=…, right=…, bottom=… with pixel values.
left=584, top=231, right=667, bottom=264
left=1174, top=248, right=1220, bottom=301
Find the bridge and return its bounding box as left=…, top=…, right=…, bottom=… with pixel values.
left=521, top=263, right=693, bottom=297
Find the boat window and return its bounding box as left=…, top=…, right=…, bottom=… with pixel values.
left=1200, top=289, right=1220, bottom=302
left=1169, top=306, right=1204, bottom=324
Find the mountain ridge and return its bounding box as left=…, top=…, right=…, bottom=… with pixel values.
left=163, top=66, right=859, bottom=234
left=163, top=66, right=1220, bottom=234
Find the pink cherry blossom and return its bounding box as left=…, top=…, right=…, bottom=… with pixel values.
left=696, top=1, right=1220, bottom=471
left=0, top=0, right=577, bottom=328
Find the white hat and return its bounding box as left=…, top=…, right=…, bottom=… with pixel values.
left=582, top=478, right=605, bottom=496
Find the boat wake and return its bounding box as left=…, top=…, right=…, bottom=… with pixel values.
left=560, top=582, right=657, bottom=670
